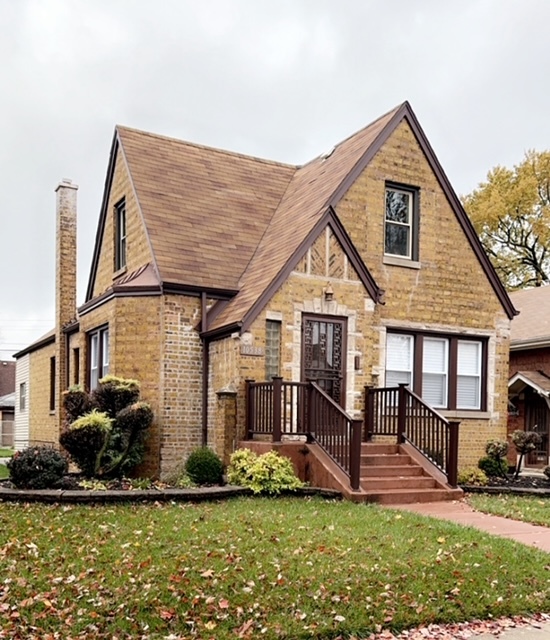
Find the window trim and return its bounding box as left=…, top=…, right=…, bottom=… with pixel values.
left=88, top=325, right=109, bottom=391
left=114, top=199, right=126, bottom=272
left=265, top=319, right=281, bottom=380
left=49, top=356, right=56, bottom=412
left=384, top=182, right=420, bottom=261
left=386, top=329, right=487, bottom=411
left=19, top=382, right=26, bottom=412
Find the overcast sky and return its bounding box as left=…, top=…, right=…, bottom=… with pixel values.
left=1, top=0, right=549, bottom=360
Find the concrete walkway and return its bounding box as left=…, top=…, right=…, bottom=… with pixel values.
left=390, top=499, right=550, bottom=553
left=389, top=500, right=550, bottom=639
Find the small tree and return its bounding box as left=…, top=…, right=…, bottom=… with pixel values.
left=511, top=430, right=542, bottom=479
left=484, top=439, right=509, bottom=478
left=60, top=376, right=153, bottom=478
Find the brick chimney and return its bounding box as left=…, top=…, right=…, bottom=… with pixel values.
left=55, top=179, right=78, bottom=431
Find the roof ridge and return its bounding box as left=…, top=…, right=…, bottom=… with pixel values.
left=116, top=125, right=298, bottom=170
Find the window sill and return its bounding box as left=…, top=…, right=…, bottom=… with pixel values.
left=383, top=255, right=420, bottom=269
left=440, top=410, right=490, bottom=420
left=113, top=266, right=127, bottom=280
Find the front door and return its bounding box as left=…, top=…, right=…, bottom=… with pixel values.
left=302, top=315, right=346, bottom=405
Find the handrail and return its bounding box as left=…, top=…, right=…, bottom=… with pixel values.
left=365, top=384, right=459, bottom=487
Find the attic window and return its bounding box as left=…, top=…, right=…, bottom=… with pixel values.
left=115, top=199, right=126, bottom=271
left=384, top=183, right=419, bottom=260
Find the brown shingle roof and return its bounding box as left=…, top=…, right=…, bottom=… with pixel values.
left=510, top=286, right=550, bottom=348
left=117, top=127, right=296, bottom=291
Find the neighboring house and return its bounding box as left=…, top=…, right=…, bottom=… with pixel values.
left=0, top=392, right=14, bottom=447
left=0, top=361, right=15, bottom=447
left=15, top=102, right=515, bottom=486
left=508, top=286, right=550, bottom=467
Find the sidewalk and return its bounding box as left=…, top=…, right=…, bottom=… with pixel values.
left=389, top=500, right=550, bottom=639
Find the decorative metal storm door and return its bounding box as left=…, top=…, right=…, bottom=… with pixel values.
left=302, top=316, right=346, bottom=405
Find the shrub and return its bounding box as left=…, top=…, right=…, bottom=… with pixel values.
left=60, top=410, right=113, bottom=477
left=7, top=446, right=68, bottom=489
left=478, top=456, right=509, bottom=478
left=92, top=375, right=140, bottom=419
left=486, top=439, right=509, bottom=461
left=511, top=430, right=542, bottom=479
left=185, top=447, right=223, bottom=485
left=163, top=462, right=196, bottom=488
left=59, top=377, right=153, bottom=479
left=227, top=449, right=303, bottom=495
left=457, top=467, right=488, bottom=486
left=63, top=385, right=91, bottom=423
left=543, top=466, right=550, bottom=481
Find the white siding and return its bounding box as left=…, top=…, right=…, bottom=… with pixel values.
left=14, top=355, right=29, bottom=451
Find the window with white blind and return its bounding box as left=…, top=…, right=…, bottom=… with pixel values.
left=457, top=340, right=481, bottom=409
left=385, top=332, right=485, bottom=411
left=89, top=326, right=109, bottom=390
left=385, top=333, right=413, bottom=388
left=422, top=338, right=448, bottom=408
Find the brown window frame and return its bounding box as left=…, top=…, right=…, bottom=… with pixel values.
left=384, top=181, right=420, bottom=261
left=114, top=199, right=126, bottom=272
left=88, top=326, right=109, bottom=391
left=386, top=329, right=487, bottom=411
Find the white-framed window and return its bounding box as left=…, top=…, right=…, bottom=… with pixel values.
left=89, top=326, right=109, bottom=390
left=385, top=333, right=414, bottom=388
left=457, top=340, right=482, bottom=409
left=385, top=332, right=485, bottom=411
left=385, top=186, right=416, bottom=259
left=422, top=338, right=448, bottom=408
left=19, top=382, right=26, bottom=412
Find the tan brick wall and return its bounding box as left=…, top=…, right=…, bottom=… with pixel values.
left=335, top=120, right=511, bottom=468
left=159, top=294, right=203, bottom=473
left=92, top=146, right=154, bottom=298
left=28, top=341, right=57, bottom=446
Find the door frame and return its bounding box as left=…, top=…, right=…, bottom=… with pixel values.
left=301, top=313, right=348, bottom=408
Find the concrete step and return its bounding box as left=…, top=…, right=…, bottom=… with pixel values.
left=361, top=464, right=424, bottom=477
left=361, top=476, right=437, bottom=491
left=363, top=488, right=461, bottom=505
left=361, top=453, right=412, bottom=466
left=360, top=443, right=399, bottom=455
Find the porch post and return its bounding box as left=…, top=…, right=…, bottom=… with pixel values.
left=447, top=420, right=460, bottom=488
left=397, top=383, right=407, bottom=444
left=272, top=376, right=283, bottom=442
left=350, top=418, right=362, bottom=491
left=245, top=379, right=255, bottom=440
left=365, top=385, right=374, bottom=441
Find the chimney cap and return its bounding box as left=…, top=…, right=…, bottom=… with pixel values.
left=55, top=178, right=78, bottom=192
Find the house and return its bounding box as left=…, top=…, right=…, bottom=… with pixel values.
left=15, top=102, right=516, bottom=498
left=0, top=361, right=15, bottom=447
left=508, top=286, right=550, bottom=467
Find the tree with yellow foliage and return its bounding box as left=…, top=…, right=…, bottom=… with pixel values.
left=463, top=150, right=550, bottom=290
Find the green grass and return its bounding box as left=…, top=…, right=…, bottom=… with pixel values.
left=0, top=447, right=13, bottom=458
left=468, top=493, right=550, bottom=527
left=0, top=465, right=8, bottom=480
left=0, top=497, right=549, bottom=639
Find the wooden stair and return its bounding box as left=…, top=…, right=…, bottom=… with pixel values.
left=359, top=443, right=462, bottom=505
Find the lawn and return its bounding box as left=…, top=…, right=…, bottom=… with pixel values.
left=0, top=497, right=549, bottom=639
left=0, top=448, right=13, bottom=458
left=468, top=493, right=550, bottom=527
left=0, top=465, right=7, bottom=480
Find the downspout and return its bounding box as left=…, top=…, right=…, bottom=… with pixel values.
left=201, top=292, right=209, bottom=447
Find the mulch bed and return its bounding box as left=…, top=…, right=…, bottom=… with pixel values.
left=463, top=473, right=550, bottom=496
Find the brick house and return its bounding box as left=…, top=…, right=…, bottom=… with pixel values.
left=15, top=102, right=516, bottom=496
left=508, top=286, right=550, bottom=467
left=0, top=361, right=15, bottom=447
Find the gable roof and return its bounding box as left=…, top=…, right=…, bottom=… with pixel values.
left=509, top=286, right=550, bottom=350
left=86, top=102, right=516, bottom=332
left=509, top=370, right=550, bottom=397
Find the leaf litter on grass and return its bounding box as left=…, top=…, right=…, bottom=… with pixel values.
left=0, top=498, right=549, bottom=639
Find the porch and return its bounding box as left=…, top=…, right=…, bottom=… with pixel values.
left=244, top=378, right=462, bottom=504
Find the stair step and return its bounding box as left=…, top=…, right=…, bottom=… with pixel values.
left=361, top=454, right=412, bottom=466
left=361, top=477, right=436, bottom=491
left=360, top=444, right=399, bottom=455
left=363, top=488, right=460, bottom=505
left=361, top=464, right=424, bottom=477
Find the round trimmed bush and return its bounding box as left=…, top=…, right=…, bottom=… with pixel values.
left=185, top=447, right=223, bottom=485
left=7, top=446, right=68, bottom=489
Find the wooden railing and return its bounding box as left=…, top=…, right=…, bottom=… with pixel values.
left=365, top=383, right=459, bottom=487
left=245, top=378, right=362, bottom=490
